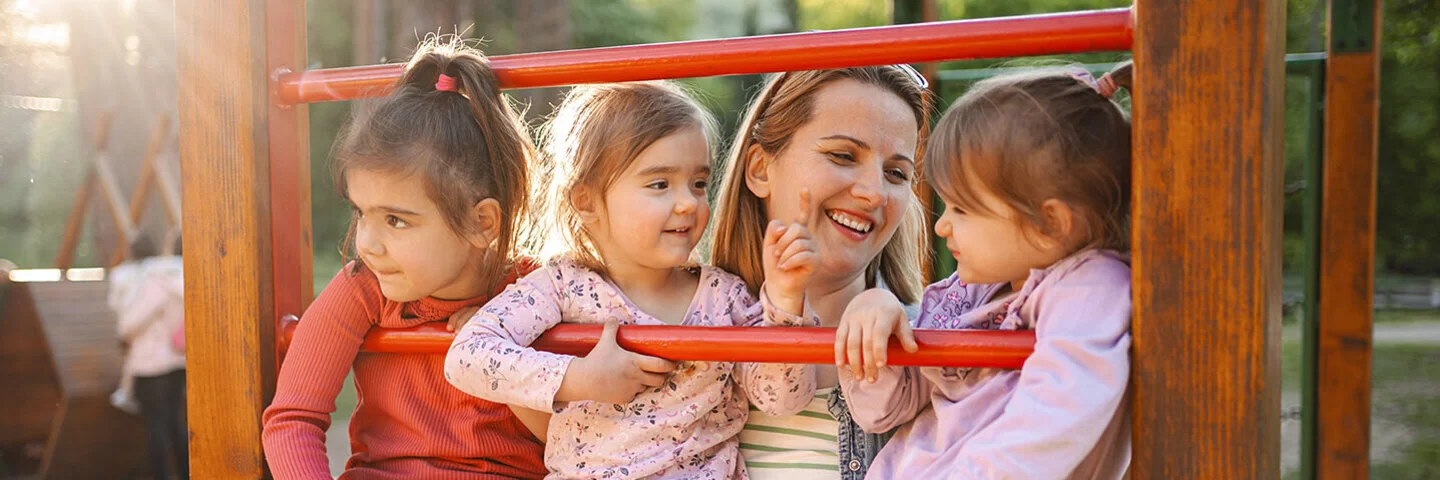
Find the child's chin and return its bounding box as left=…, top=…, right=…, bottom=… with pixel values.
left=378, top=284, right=422, bottom=303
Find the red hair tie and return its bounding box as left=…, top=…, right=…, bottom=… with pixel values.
left=435, top=74, right=458, bottom=92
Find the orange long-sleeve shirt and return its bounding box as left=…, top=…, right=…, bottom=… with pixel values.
left=262, top=261, right=546, bottom=479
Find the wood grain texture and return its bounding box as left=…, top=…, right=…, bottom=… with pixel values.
left=1316, top=4, right=1382, bottom=477
left=1131, top=1, right=1286, bottom=478
left=177, top=0, right=276, bottom=477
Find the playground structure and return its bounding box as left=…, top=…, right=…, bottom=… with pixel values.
left=0, top=111, right=178, bottom=478
left=165, top=1, right=1381, bottom=479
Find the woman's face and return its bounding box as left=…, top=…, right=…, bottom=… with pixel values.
left=747, top=79, right=919, bottom=286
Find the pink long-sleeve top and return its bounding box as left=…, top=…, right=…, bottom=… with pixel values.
left=262, top=262, right=547, bottom=480
left=841, top=249, right=1132, bottom=480
left=445, top=259, right=818, bottom=480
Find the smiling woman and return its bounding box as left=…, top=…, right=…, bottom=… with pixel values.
left=708, top=66, right=932, bottom=480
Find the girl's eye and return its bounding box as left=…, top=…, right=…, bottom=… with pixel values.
left=692, top=179, right=709, bottom=190
left=647, top=180, right=669, bottom=190
left=885, top=168, right=911, bottom=183
left=826, top=151, right=855, bottom=163
left=950, top=206, right=967, bottom=215
left=386, top=215, right=410, bottom=228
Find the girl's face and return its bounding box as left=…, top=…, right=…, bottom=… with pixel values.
left=748, top=79, right=919, bottom=286
left=348, top=168, right=491, bottom=302
left=587, top=127, right=712, bottom=273
left=933, top=185, right=1069, bottom=290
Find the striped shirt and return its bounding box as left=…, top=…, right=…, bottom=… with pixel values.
left=739, top=388, right=841, bottom=479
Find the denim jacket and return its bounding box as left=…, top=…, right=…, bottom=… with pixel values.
left=829, top=387, right=892, bottom=480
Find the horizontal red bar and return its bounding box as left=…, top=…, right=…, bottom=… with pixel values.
left=276, top=8, right=1132, bottom=105
left=277, top=317, right=1035, bottom=368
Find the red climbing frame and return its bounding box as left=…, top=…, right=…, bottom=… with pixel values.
left=178, top=2, right=1300, bottom=478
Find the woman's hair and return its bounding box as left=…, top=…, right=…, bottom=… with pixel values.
left=332, top=36, right=539, bottom=290
left=927, top=62, right=1134, bottom=252
left=708, top=67, right=932, bottom=304
left=534, top=81, right=716, bottom=273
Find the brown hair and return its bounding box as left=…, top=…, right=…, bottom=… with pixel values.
left=535, top=81, right=716, bottom=273
left=927, top=62, right=1134, bottom=252
left=708, top=67, right=933, bottom=304
left=332, top=36, right=538, bottom=291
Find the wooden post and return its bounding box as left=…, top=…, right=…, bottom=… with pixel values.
left=1130, top=1, right=1285, bottom=478
left=55, top=171, right=96, bottom=270
left=1316, top=0, right=1381, bottom=477
left=177, top=0, right=278, bottom=476
left=55, top=113, right=115, bottom=270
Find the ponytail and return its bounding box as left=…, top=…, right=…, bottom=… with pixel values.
left=333, top=35, right=540, bottom=289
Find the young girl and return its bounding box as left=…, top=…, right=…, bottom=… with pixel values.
left=445, top=82, right=820, bottom=479
left=835, top=63, right=1136, bottom=479
left=262, top=38, right=549, bottom=479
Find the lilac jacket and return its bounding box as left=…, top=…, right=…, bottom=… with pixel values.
left=841, top=250, right=1132, bottom=479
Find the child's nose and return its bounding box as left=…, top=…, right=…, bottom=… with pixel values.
left=934, top=217, right=951, bottom=238
left=674, top=192, right=697, bottom=214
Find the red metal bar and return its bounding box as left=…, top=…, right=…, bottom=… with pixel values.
left=277, top=8, right=1132, bottom=105
left=278, top=318, right=1035, bottom=368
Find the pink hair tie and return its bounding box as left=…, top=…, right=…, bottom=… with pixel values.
left=1094, top=73, right=1119, bottom=98
left=1065, top=68, right=1118, bottom=99
left=435, top=73, right=458, bottom=92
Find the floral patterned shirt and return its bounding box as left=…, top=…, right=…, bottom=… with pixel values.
left=446, top=259, right=818, bottom=480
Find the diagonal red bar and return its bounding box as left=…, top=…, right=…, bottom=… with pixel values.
left=276, top=8, right=1132, bottom=105
left=278, top=317, right=1036, bottom=368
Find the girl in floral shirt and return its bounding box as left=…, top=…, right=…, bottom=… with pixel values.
left=445, top=82, right=819, bottom=479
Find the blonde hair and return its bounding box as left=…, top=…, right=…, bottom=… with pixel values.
left=928, top=62, right=1134, bottom=252
left=535, top=81, right=717, bottom=273
left=708, top=67, right=933, bottom=304
left=334, top=36, right=539, bottom=291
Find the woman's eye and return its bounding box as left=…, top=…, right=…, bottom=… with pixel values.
left=647, top=180, right=669, bottom=190
left=826, top=151, right=854, bottom=163
left=885, top=168, right=911, bottom=182
left=950, top=206, right=967, bottom=215
left=386, top=215, right=410, bottom=228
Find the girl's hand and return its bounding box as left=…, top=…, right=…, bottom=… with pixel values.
left=835, top=289, right=917, bottom=382
left=556, top=322, right=677, bottom=404
left=448, top=305, right=481, bottom=331
left=762, top=189, right=819, bottom=316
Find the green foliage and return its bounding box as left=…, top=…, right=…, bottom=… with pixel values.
left=574, top=0, right=694, bottom=48
left=1376, top=0, right=1440, bottom=273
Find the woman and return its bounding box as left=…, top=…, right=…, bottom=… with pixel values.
left=708, top=66, right=932, bottom=480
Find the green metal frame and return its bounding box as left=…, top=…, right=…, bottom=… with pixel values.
left=1330, top=0, right=1376, bottom=53
left=1289, top=53, right=1326, bottom=480
left=934, top=53, right=1329, bottom=478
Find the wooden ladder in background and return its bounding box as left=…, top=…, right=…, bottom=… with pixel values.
left=53, top=113, right=179, bottom=269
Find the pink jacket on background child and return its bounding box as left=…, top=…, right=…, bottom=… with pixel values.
left=842, top=250, right=1132, bottom=480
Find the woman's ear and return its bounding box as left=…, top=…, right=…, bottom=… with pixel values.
left=468, top=198, right=503, bottom=249
left=743, top=143, right=773, bottom=199
left=1036, top=199, right=1077, bottom=250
